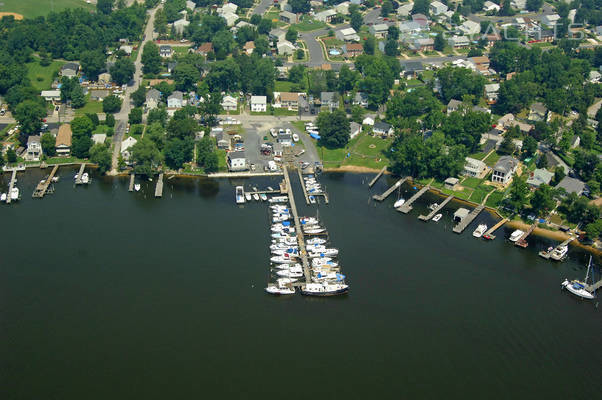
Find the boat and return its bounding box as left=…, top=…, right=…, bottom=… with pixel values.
left=235, top=186, right=245, bottom=204
left=550, top=245, right=568, bottom=261
left=276, top=270, right=303, bottom=278
left=394, top=198, right=405, bottom=208
left=253, top=193, right=260, bottom=201
left=306, top=237, right=327, bottom=245
left=509, top=229, right=524, bottom=242
left=81, top=173, right=89, bottom=184
left=0, top=193, right=6, bottom=202
left=309, top=248, right=339, bottom=257
left=274, top=263, right=301, bottom=270
left=278, top=264, right=303, bottom=273
left=272, top=248, right=299, bottom=256
left=270, top=255, right=297, bottom=264
left=74, top=173, right=79, bottom=180
left=265, top=285, right=295, bottom=295
left=260, top=193, right=267, bottom=201
left=267, top=186, right=274, bottom=191
left=277, top=277, right=298, bottom=285
left=10, top=187, right=19, bottom=201
left=134, top=183, right=141, bottom=192
left=300, top=217, right=319, bottom=225
left=304, top=227, right=325, bottom=235
left=309, top=195, right=316, bottom=204
left=301, top=283, right=349, bottom=296
left=269, top=196, right=288, bottom=203
left=245, top=192, right=252, bottom=201
left=51, top=176, right=59, bottom=183
left=428, top=203, right=439, bottom=211
left=432, top=213, right=442, bottom=222
left=472, top=224, right=487, bottom=238
left=561, top=257, right=596, bottom=300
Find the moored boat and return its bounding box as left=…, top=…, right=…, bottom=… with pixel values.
left=432, top=213, right=442, bottom=222
left=561, top=256, right=596, bottom=300
left=509, top=229, right=524, bottom=242
left=394, top=198, right=405, bottom=208
left=245, top=192, right=252, bottom=202
left=301, top=283, right=349, bottom=296
left=265, top=285, right=295, bottom=295
left=550, top=245, right=568, bottom=261
left=260, top=193, right=267, bottom=201
left=235, top=186, right=245, bottom=204
left=134, top=183, right=141, bottom=192
left=472, top=224, right=487, bottom=238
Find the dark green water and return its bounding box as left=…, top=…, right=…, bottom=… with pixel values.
left=1, top=168, right=601, bottom=399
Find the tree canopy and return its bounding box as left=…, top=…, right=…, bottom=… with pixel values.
left=317, top=110, right=350, bottom=149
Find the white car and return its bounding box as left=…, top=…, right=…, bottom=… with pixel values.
left=292, top=133, right=299, bottom=142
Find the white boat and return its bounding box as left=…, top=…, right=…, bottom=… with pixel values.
left=253, top=193, right=260, bottom=201
left=312, top=258, right=338, bottom=268
left=428, top=203, right=439, bottom=211
left=10, top=187, right=19, bottom=201
left=309, top=195, right=316, bottom=204
left=235, top=186, right=245, bottom=204
left=277, top=277, right=297, bottom=285
left=276, top=270, right=303, bottom=278
left=472, top=224, right=487, bottom=238
left=561, top=256, right=596, bottom=300
left=245, top=193, right=252, bottom=201
left=509, top=229, right=524, bottom=242
left=134, top=183, right=141, bottom=192
left=74, top=173, right=79, bottom=180
left=306, top=238, right=327, bottom=245
left=274, top=263, right=301, bottom=270
left=0, top=193, right=6, bottom=202
left=309, top=248, right=339, bottom=257
left=300, top=217, right=319, bottom=225
left=278, top=264, right=303, bottom=273
left=81, top=173, right=89, bottom=184
left=51, top=176, right=60, bottom=183
left=301, top=283, right=349, bottom=296
left=550, top=245, right=568, bottom=261
left=265, top=285, right=295, bottom=295
left=292, top=133, right=299, bottom=142
left=272, top=248, right=299, bottom=256
left=269, top=196, right=288, bottom=203
left=304, top=227, right=325, bottom=234
left=270, top=255, right=297, bottom=264
left=260, top=193, right=267, bottom=201
left=394, top=198, right=405, bottom=208
left=432, top=213, right=442, bottom=222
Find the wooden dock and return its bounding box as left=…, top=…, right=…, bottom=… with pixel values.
left=74, top=163, right=86, bottom=185
left=6, top=169, right=17, bottom=204
left=372, top=177, right=409, bottom=201
left=418, top=194, right=454, bottom=221
left=283, top=166, right=311, bottom=283
left=585, top=279, right=602, bottom=294
left=452, top=205, right=484, bottom=234
left=297, top=168, right=310, bottom=204
left=32, top=165, right=59, bottom=198
left=539, top=236, right=575, bottom=260
left=128, top=173, right=135, bottom=192
left=154, top=173, right=164, bottom=198
left=515, top=223, right=537, bottom=248
left=398, top=185, right=430, bottom=214
left=483, top=218, right=508, bottom=240
left=368, top=166, right=387, bottom=187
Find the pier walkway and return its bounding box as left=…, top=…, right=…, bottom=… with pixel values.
left=207, top=171, right=283, bottom=178
left=586, top=279, right=602, bottom=294
left=128, top=174, right=135, bottom=192
left=32, top=165, right=59, bottom=198
left=155, top=173, right=163, bottom=198
left=6, top=170, right=17, bottom=204
left=453, top=205, right=484, bottom=233
left=539, top=236, right=575, bottom=259
left=398, top=185, right=430, bottom=214
left=515, top=223, right=537, bottom=248
left=283, top=166, right=311, bottom=283
left=368, top=166, right=387, bottom=187
left=372, top=177, right=409, bottom=201
left=297, top=168, right=310, bottom=204
left=483, top=218, right=508, bottom=240
left=418, top=195, right=454, bottom=221
left=74, top=164, right=86, bottom=185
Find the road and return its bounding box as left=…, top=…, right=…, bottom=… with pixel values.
left=110, top=4, right=161, bottom=174
left=252, top=0, right=273, bottom=16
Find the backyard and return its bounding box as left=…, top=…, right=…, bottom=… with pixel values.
left=0, top=0, right=94, bottom=18
left=26, top=58, right=65, bottom=91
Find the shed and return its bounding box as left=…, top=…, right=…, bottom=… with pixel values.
left=445, top=177, right=459, bottom=190
left=453, top=208, right=470, bottom=223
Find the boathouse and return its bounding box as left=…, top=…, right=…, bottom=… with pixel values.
left=453, top=208, right=470, bottom=223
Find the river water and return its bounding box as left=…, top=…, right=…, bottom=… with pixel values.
left=1, top=168, right=601, bottom=399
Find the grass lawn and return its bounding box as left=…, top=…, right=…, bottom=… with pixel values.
left=293, top=18, right=327, bottom=32
left=322, top=37, right=344, bottom=47
left=26, top=58, right=65, bottom=91
left=272, top=107, right=298, bottom=116
left=485, top=190, right=505, bottom=208
left=483, top=151, right=501, bottom=167
left=274, top=80, right=296, bottom=92
left=217, top=149, right=228, bottom=172
left=173, top=46, right=191, bottom=56
left=45, top=156, right=86, bottom=165
left=462, top=176, right=483, bottom=189
left=74, top=97, right=103, bottom=117
left=0, top=0, right=93, bottom=18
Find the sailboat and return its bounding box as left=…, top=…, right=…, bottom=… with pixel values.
left=561, top=256, right=596, bottom=300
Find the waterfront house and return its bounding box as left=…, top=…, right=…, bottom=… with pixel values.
left=120, top=136, right=138, bottom=162
left=370, top=24, right=389, bottom=39
left=61, top=63, right=79, bottom=78
left=227, top=151, right=247, bottom=171
left=373, top=122, right=393, bottom=137
left=146, top=88, right=161, bottom=109
left=320, top=92, right=339, bottom=111
left=463, top=157, right=487, bottom=178
left=492, top=156, right=519, bottom=185
left=555, top=176, right=586, bottom=195
left=25, top=135, right=42, bottom=161
left=159, top=45, right=173, bottom=58
left=526, top=168, right=553, bottom=188
left=343, top=43, right=363, bottom=57
left=336, top=27, right=360, bottom=42
left=250, top=95, right=267, bottom=112
left=280, top=11, right=297, bottom=24
left=221, top=95, right=238, bottom=111
left=350, top=122, right=361, bottom=139
left=216, top=132, right=231, bottom=150
left=56, top=124, right=72, bottom=156
left=167, top=91, right=184, bottom=108
left=315, top=9, right=337, bottom=23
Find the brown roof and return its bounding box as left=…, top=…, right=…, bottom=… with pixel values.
left=243, top=41, right=255, bottom=50
left=346, top=43, right=363, bottom=52
left=471, top=56, right=489, bottom=65
left=56, top=124, right=72, bottom=147
left=279, top=92, right=299, bottom=102
left=197, top=42, right=213, bottom=53
left=149, top=79, right=175, bottom=86
left=319, top=63, right=331, bottom=71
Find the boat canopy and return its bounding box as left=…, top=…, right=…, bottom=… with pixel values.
left=309, top=133, right=320, bottom=140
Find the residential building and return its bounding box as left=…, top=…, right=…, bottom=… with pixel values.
left=227, top=151, right=247, bottom=171
left=119, top=45, right=133, bottom=56
left=92, top=133, right=107, bottom=146
left=541, top=14, right=560, bottom=27
left=528, top=102, right=548, bottom=122
left=221, top=12, right=238, bottom=27
left=278, top=92, right=299, bottom=110
left=446, top=177, right=460, bottom=191
left=221, top=95, right=238, bottom=111
left=370, top=24, right=389, bottom=39
left=336, top=27, right=360, bottom=42
left=269, top=28, right=287, bottom=43
left=41, top=90, right=61, bottom=102
left=167, top=61, right=177, bottom=74
left=196, top=42, right=213, bottom=56
left=511, top=0, right=527, bottom=9
left=484, top=33, right=501, bottom=47
left=448, top=36, right=470, bottom=48
left=447, top=99, right=463, bottom=115
left=459, top=20, right=480, bottom=36
left=483, top=1, right=500, bottom=12
left=373, top=121, right=393, bottom=137
left=363, top=116, right=375, bottom=126
left=491, top=156, right=519, bottom=184
left=556, top=176, right=586, bottom=195
left=279, top=11, right=297, bottom=24
left=243, top=41, right=255, bottom=55
left=470, top=56, right=490, bottom=69
left=90, top=90, right=109, bottom=101
left=353, top=92, right=368, bottom=107
left=146, top=88, right=161, bottom=109
left=120, top=136, right=138, bottom=161
left=159, top=45, right=173, bottom=57
left=526, top=168, right=553, bottom=188
left=186, top=0, right=196, bottom=10
left=250, top=95, right=267, bottom=112
left=408, top=38, right=434, bottom=51
left=277, top=40, right=296, bottom=55
left=315, top=9, right=337, bottom=23
left=173, top=19, right=190, bottom=34
left=429, top=1, right=448, bottom=15
left=343, top=43, right=363, bottom=57
left=398, top=21, right=423, bottom=34
left=397, top=3, right=414, bottom=17
left=25, top=135, right=42, bottom=161
left=484, top=83, right=500, bottom=102
left=98, top=72, right=111, bottom=84
left=412, top=13, right=430, bottom=27
left=402, top=61, right=425, bottom=78
left=56, top=124, right=72, bottom=156
left=335, top=1, right=350, bottom=14
left=463, top=157, right=487, bottom=177
left=216, top=132, right=231, bottom=150
left=320, top=92, right=339, bottom=110
left=167, top=91, right=184, bottom=108
left=61, top=63, right=79, bottom=77
left=350, top=122, right=361, bottom=139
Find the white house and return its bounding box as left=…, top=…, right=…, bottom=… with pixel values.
left=92, top=133, right=107, bottom=146
left=459, top=20, right=480, bottom=36
left=221, top=95, right=238, bottom=111
left=448, top=36, right=470, bottom=48
left=484, top=83, right=500, bottom=102
left=220, top=12, right=238, bottom=27
left=120, top=136, right=138, bottom=161
left=363, top=116, right=375, bottom=126
left=173, top=19, right=190, bottom=35
left=250, top=95, right=267, bottom=112
left=119, top=45, right=133, bottom=56
left=25, top=135, right=42, bottom=161
left=146, top=88, right=161, bottom=109
left=429, top=1, right=448, bottom=16
left=186, top=0, right=196, bottom=11
left=370, top=24, right=389, bottom=39
left=483, top=1, right=501, bottom=12
left=463, top=157, right=487, bottom=178
left=167, top=91, right=184, bottom=108
left=227, top=151, right=247, bottom=171
left=41, top=90, right=61, bottom=102
left=335, top=2, right=351, bottom=15
left=492, top=156, right=519, bottom=185
left=350, top=122, right=361, bottom=140
left=314, top=9, right=337, bottom=23
left=336, top=27, right=360, bottom=42
left=277, top=40, right=296, bottom=55
left=399, top=21, right=424, bottom=34
left=159, top=45, right=173, bottom=57
left=373, top=121, right=393, bottom=137
left=218, top=2, right=238, bottom=14
left=398, top=3, right=414, bottom=17
left=541, top=14, right=560, bottom=27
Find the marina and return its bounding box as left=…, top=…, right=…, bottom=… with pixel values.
left=397, top=185, right=430, bottom=214
left=297, top=169, right=329, bottom=205
left=418, top=194, right=454, bottom=221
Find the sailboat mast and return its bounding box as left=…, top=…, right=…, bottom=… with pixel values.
left=585, top=256, right=592, bottom=283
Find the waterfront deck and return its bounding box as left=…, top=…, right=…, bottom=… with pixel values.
left=483, top=218, right=509, bottom=240
left=32, top=165, right=59, bottom=198
left=128, top=173, right=135, bottom=192
left=585, top=279, right=602, bottom=294
left=372, top=177, right=409, bottom=202
left=6, top=169, right=17, bottom=204
left=515, top=223, right=537, bottom=248
left=368, top=166, right=387, bottom=187
left=155, top=173, right=164, bottom=198
left=397, top=185, right=430, bottom=214
left=418, top=195, right=454, bottom=221
left=539, top=236, right=575, bottom=260
left=207, top=171, right=284, bottom=178
left=74, top=163, right=86, bottom=185
left=452, top=205, right=484, bottom=234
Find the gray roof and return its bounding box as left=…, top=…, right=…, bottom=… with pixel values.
left=321, top=92, right=337, bottom=103
left=354, top=92, right=368, bottom=103
left=448, top=99, right=462, bottom=109
left=555, top=176, right=586, bottom=194
left=27, top=135, right=41, bottom=145
left=526, top=168, right=553, bottom=187
left=493, top=156, right=519, bottom=174
left=146, top=88, right=161, bottom=101
left=373, top=121, right=392, bottom=132
left=62, top=62, right=79, bottom=72
left=454, top=207, right=470, bottom=219
left=160, top=45, right=172, bottom=52
left=228, top=150, right=245, bottom=159
left=403, top=61, right=424, bottom=72
left=168, top=91, right=183, bottom=101
left=530, top=102, right=547, bottom=114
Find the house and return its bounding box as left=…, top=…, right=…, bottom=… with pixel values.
left=56, top=124, right=72, bottom=156
left=250, top=95, right=267, bottom=112
left=41, top=90, right=61, bottom=102
left=370, top=24, right=389, bottom=39
left=227, top=151, right=247, bottom=171
left=320, top=92, right=339, bottom=110
left=373, top=121, right=393, bottom=137
left=398, top=3, right=414, bottom=17
left=269, top=28, right=287, bottom=43
left=556, top=176, right=586, bottom=195
left=278, top=92, right=299, bottom=110
left=526, top=168, right=554, bottom=188
left=484, top=33, right=502, bottom=47
left=167, top=61, right=177, bottom=74
left=315, top=9, right=337, bottom=23
left=92, top=133, right=107, bottom=146
left=120, top=136, right=138, bottom=161
left=25, top=135, right=42, bottom=161
left=470, top=56, right=490, bottom=69
left=335, top=2, right=351, bottom=15
left=221, top=95, right=238, bottom=111
left=589, top=70, right=601, bottom=83
left=445, top=177, right=460, bottom=190
left=402, top=61, right=425, bottom=78
left=98, top=72, right=111, bottom=84
left=483, top=1, right=500, bottom=12
left=541, top=14, right=560, bottom=27
left=280, top=11, right=297, bottom=24
left=146, top=88, right=161, bottom=109
left=481, top=128, right=504, bottom=150
left=447, top=99, right=463, bottom=115
left=570, top=135, right=581, bottom=149
left=343, top=43, right=363, bottom=57
left=90, top=90, right=109, bottom=101
left=119, top=45, right=133, bottom=56
left=409, top=38, right=434, bottom=51
left=412, top=13, right=430, bottom=27
left=216, top=132, right=231, bottom=150
left=167, top=91, right=184, bottom=108
left=221, top=12, right=238, bottom=27
left=277, top=40, right=296, bottom=55
left=353, top=92, right=368, bottom=107
left=61, top=63, right=79, bottom=77
left=492, top=156, right=519, bottom=185
left=464, top=157, right=487, bottom=178
left=511, top=0, right=527, bottom=9
left=528, top=102, right=548, bottom=122
left=484, top=83, right=500, bottom=102
left=218, top=2, right=238, bottom=14
left=398, top=21, right=423, bottom=34
left=350, top=122, right=361, bottom=139
left=429, top=1, right=448, bottom=15
left=173, top=18, right=190, bottom=34
left=363, top=116, right=375, bottom=126
left=159, top=45, right=173, bottom=57
left=459, top=20, right=480, bottom=36
left=448, top=36, right=470, bottom=48
left=243, top=41, right=255, bottom=55
left=186, top=0, right=196, bottom=10
left=196, top=42, right=213, bottom=56
left=336, top=27, right=360, bottom=42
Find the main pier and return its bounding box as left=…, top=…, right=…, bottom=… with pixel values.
left=397, top=185, right=430, bottom=214
left=418, top=194, right=454, bottom=221
left=515, top=223, right=537, bottom=248
left=453, top=205, right=484, bottom=233
left=368, top=166, right=387, bottom=187
left=74, top=163, right=86, bottom=185
left=6, top=169, right=17, bottom=204
left=372, top=177, right=409, bottom=201
left=32, top=165, right=59, bottom=198
left=483, top=218, right=508, bottom=240
left=155, top=173, right=164, bottom=198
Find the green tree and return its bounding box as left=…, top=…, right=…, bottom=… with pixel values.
left=131, top=138, right=162, bottom=177
left=499, top=0, right=514, bottom=16
left=148, top=107, right=168, bottom=126
left=507, top=175, right=529, bottom=211
left=317, top=110, right=350, bottom=149
left=381, top=0, right=393, bottom=17
left=173, top=63, right=199, bottom=92
left=530, top=184, right=556, bottom=216
left=146, top=122, right=166, bottom=150
left=97, top=0, right=114, bottom=15
left=89, top=143, right=112, bottom=174
left=498, top=135, right=516, bottom=155
left=412, top=0, right=430, bottom=15
left=289, top=0, right=310, bottom=13
left=6, top=148, right=17, bottom=163
left=141, top=42, right=162, bottom=75
left=584, top=219, right=602, bottom=240
left=71, top=115, right=95, bottom=137
left=132, top=86, right=147, bottom=108
left=110, top=58, right=135, bottom=86
left=286, top=27, right=298, bottom=42
left=551, top=166, right=565, bottom=186
left=364, top=36, right=376, bottom=55
left=105, top=113, right=116, bottom=127
left=199, top=92, right=222, bottom=125
left=526, top=0, right=542, bottom=11
left=384, top=39, right=399, bottom=57
left=80, top=50, right=107, bottom=81
left=70, top=84, right=86, bottom=109
left=129, top=107, right=143, bottom=125
left=164, top=137, right=194, bottom=169
left=41, top=133, right=56, bottom=157
left=436, top=66, right=486, bottom=104
left=14, top=100, right=46, bottom=135
left=434, top=33, right=446, bottom=52
left=102, top=95, right=122, bottom=113
left=388, top=26, right=400, bottom=41
left=522, top=135, right=537, bottom=157
left=350, top=12, right=363, bottom=31
left=289, top=65, right=305, bottom=83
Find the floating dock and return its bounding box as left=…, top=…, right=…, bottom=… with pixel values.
left=6, top=169, right=17, bottom=204
left=74, top=163, right=86, bottom=185
left=418, top=194, right=454, bottom=221
left=298, top=168, right=329, bottom=204
left=128, top=173, right=135, bottom=192
left=515, top=223, right=537, bottom=248
left=539, top=236, right=575, bottom=259
left=452, top=205, right=484, bottom=234
left=585, top=279, right=602, bottom=294
left=32, top=165, right=59, bottom=198
left=483, top=218, right=509, bottom=240
left=368, top=166, right=387, bottom=187
left=397, top=185, right=430, bottom=214
left=372, top=177, right=409, bottom=201
left=154, top=173, right=163, bottom=198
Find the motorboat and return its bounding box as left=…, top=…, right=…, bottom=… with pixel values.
left=267, top=186, right=274, bottom=191
left=260, top=193, right=267, bottom=201
left=276, top=270, right=303, bottom=278
left=235, top=186, right=245, bottom=204
left=304, top=227, right=325, bottom=235
left=308, top=248, right=339, bottom=257
left=81, top=173, right=89, bottom=184
left=245, top=192, right=252, bottom=202
left=277, top=277, right=297, bottom=285
left=309, top=195, right=316, bottom=204
left=428, top=203, right=439, bottom=211
left=312, top=258, right=338, bottom=268
left=265, top=285, right=295, bottom=295
left=0, top=193, right=6, bottom=202
left=253, top=193, right=260, bottom=201
left=271, top=232, right=294, bottom=239
left=432, top=213, right=442, bottom=222
left=509, top=229, right=524, bottom=242
left=561, top=256, right=596, bottom=300
left=278, top=264, right=303, bottom=273
left=274, top=263, right=301, bottom=270
left=269, top=196, right=288, bottom=203
left=272, top=248, right=299, bottom=256
left=300, top=217, right=319, bottom=225
left=472, top=224, right=487, bottom=238
left=10, top=187, right=19, bottom=201
left=394, top=198, right=405, bottom=208
left=270, top=255, right=297, bottom=264
left=134, top=183, right=141, bottom=192
left=301, top=283, right=349, bottom=296
left=306, top=238, right=327, bottom=245
left=550, top=246, right=568, bottom=261
left=51, top=176, right=59, bottom=183
left=292, top=133, right=299, bottom=142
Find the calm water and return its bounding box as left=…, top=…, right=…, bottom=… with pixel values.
left=1, top=168, right=601, bottom=399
